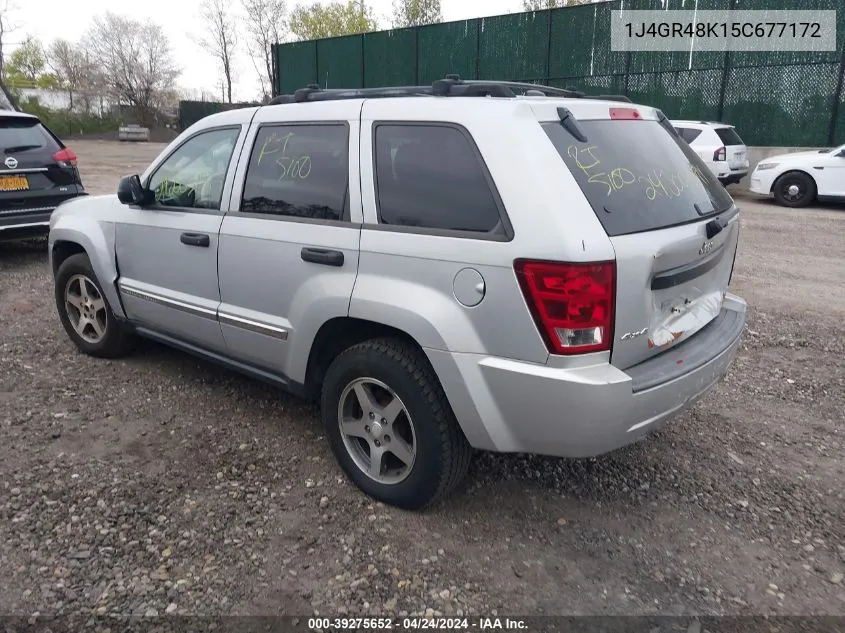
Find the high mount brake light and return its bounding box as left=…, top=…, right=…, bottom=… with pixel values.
left=609, top=107, right=642, bottom=120
left=514, top=259, right=616, bottom=355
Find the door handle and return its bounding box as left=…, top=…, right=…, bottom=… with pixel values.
left=180, top=232, right=210, bottom=247
left=301, top=247, right=344, bottom=267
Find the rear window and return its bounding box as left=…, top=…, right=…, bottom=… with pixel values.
left=0, top=117, right=59, bottom=154
left=677, top=127, right=702, bottom=144
left=715, top=127, right=744, bottom=146
left=543, top=119, right=734, bottom=237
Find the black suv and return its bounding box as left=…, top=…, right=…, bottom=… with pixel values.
left=0, top=110, right=86, bottom=240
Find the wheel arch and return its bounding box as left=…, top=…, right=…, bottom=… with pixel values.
left=49, top=221, right=124, bottom=319
left=301, top=315, right=494, bottom=452
left=302, top=317, right=427, bottom=401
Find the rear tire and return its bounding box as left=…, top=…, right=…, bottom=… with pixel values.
left=772, top=171, right=816, bottom=208
left=321, top=337, right=472, bottom=510
left=55, top=253, right=134, bottom=358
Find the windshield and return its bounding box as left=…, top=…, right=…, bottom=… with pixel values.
left=543, top=119, right=735, bottom=237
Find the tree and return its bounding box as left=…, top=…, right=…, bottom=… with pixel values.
left=289, top=1, right=378, bottom=41
left=200, top=0, right=238, bottom=103
left=392, top=0, right=441, bottom=28
left=241, top=0, right=286, bottom=99
left=522, top=0, right=592, bottom=9
left=7, top=35, right=45, bottom=82
left=0, top=0, right=17, bottom=79
left=48, top=39, right=96, bottom=111
left=84, top=12, right=180, bottom=126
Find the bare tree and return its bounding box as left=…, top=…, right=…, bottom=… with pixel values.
left=200, top=0, right=238, bottom=103
left=83, top=12, right=180, bottom=126
left=48, top=39, right=94, bottom=111
left=241, top=0, right=286, bottom=99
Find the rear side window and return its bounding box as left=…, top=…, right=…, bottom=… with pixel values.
left=715, top=127, right=744, bottom=146
left=373, top=124, right=503, bottom=234
left=677, top=127, right=702, bottom=144
left=543, top=119, right=734, bottom=237
left=242, top=124, right=349, bottom=221
left=0, top=117, right=60, bottom=153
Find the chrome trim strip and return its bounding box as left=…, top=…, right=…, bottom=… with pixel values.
left=119, top=285, right=218, bottom=320
left=0, top=220, right=50, bottom=230
left=218, top=312, right=289, bottom=341
left=0, top=207, right=54, bottom=215
left=118, top=283, right=289, bottom=340
left=1, top=168, right=48, bottom=174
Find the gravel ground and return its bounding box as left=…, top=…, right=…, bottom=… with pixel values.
left=1, top=141, right=843, bottom=619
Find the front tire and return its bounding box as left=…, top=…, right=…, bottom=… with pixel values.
left=321, top=337, right=472, bottom=510
left=772, top=171, right=816, bottom=208
left=54, top=253, right=134, bottom=358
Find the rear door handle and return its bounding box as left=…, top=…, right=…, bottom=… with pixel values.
left=301, top=247, right=344, bottom=267
left=180, top=232, right=210, bottom=247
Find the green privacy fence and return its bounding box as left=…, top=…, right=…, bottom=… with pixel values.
left=178, top=100, right=259, bottom=131
left=272, top=0, right=845, bottom=147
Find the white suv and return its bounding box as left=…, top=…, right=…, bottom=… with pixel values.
left=48, top=78, right=746, bottom=509
left=672, top=120, right=749, bottom=186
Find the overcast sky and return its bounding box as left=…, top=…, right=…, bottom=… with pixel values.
left=9, top=0, right=522, bottom=101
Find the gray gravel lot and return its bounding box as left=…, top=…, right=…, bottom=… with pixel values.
left=1, top=141, right=844, bottom=618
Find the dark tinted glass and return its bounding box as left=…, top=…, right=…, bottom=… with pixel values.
left=0, top=118, right=58, bottom=153
left=715, top=127, right=744, bottom=146
left=677, top=127, right=702, bottom=144
left=242, top=124, right=348, bottom=221
left=543, top=120, right=734, bottom=237
left=374, top=124, right=502, bottom=234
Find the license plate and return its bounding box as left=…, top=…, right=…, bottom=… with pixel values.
left=0, top=175, right=29, bottom=191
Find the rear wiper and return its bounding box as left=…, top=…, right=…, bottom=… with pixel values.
left=4, top=145, right=41, bottom=154
left=556, top=107, right=587, bottom=143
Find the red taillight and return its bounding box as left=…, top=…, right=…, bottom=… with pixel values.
left=713, top=146, right=726, bottom=161
left=514, top=259, right=616, bottom=355
left=54, top=148, right=77, bottom=167
left=609, top=107, right=641, bottom=120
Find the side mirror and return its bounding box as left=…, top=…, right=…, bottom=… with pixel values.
left=117, top=174, right=153, bottom=206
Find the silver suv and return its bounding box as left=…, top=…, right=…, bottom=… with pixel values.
left=49, top=78, right=747, bottom=510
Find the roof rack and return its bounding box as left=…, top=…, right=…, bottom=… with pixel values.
left=267, top=75, right=633, bottom=105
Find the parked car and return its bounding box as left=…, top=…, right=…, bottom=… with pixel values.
left=48, top=78, right=746, bottom=510
left=749, top=144, right=845, bottom=207
left=671, top=120, right=749, bottom=187
left=0, top=110, right=85, bottom=240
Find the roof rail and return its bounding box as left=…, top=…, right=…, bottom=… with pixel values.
left=266, top=75, right=633, bottom=105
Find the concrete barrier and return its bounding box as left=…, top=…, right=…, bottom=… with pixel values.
left=118, top=125, right=151, bottom=142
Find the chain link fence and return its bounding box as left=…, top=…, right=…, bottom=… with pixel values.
left=272, top=0, right=845, bottom=147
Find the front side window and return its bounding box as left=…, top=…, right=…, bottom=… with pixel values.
left=241, top=124, right=349, bottom=221
left=373, top=124, right=503, bottom=235
left=147, top=127, right=241, bottom=210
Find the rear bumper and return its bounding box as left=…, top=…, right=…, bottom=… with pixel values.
left=0, top=192, right=85, bottom=233
left=719, top=171, right=747, bottom=185
left=429, top=293, right=747, bottom=458
left=0, top=210, right=53, bottom=239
